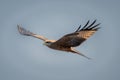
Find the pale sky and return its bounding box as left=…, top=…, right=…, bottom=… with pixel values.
left=0, top=0, right=120, bottom=80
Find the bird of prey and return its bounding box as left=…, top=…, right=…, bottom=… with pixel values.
left=18, top=20, right=100, bottom=59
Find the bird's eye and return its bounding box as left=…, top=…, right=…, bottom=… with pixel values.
left=46, top=42, right=50, bottom=43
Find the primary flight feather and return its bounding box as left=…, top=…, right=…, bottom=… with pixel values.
left=18, top=20, right=100, bottom=59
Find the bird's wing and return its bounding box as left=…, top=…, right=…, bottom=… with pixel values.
left=52, top=20, right=100, bottom=47
left=17, top=25, right=48, bottom=41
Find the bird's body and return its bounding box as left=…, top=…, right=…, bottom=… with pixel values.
left=18, top=20, right=100, bottom=59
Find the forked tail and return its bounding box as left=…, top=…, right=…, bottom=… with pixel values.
left=71, top=48, right=91, bottom=59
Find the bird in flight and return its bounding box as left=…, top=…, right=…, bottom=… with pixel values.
left=18, top=20, right=100, bottom=59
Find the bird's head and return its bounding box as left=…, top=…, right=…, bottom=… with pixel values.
left=44, top=40, right=56, bottom=47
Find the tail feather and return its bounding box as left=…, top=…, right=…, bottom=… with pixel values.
left=71, top=48, right=91, bottom=59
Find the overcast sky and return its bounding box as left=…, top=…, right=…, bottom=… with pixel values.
left=0, top=0, right=120, bottom=80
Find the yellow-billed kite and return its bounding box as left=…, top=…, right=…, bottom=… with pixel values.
left=18, top=20, right=100, bottom=59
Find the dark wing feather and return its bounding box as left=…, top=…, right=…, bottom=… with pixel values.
left=52, top=20, right=100, bottom=47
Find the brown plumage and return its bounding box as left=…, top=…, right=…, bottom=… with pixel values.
left=18, top=20, right=100, bottom=59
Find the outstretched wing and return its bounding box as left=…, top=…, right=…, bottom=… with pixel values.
left=17, top=25, right=48, bottom=41
left=52, top=20, right=100, bottom=47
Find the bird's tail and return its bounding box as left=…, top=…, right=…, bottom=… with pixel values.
left=71, top=48, right=91, bottom=59
left=17, top=25, right=35, bottom=36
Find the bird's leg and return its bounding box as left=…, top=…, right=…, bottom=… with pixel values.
left=70, top=48, right=91, bottom=59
